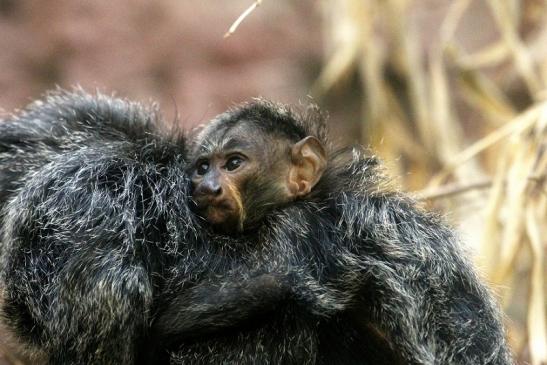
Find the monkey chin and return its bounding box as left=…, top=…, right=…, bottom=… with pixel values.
left=202, top=205, right=242, bottom=233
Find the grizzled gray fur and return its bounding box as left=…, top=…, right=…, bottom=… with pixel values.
left=0, top=90, right=513, bottom=364
left=0, top=89, right=190, bottom=363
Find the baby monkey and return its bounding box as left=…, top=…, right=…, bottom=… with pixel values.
left=190, top=101, right=327, bottom=232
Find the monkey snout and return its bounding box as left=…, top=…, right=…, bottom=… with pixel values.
left=195, top=181, right=222, bottom=197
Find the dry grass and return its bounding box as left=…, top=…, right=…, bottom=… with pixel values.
left=315, top=1, right=546, bottom=364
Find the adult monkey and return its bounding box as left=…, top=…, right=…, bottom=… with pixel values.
left=0, top=90, right=376, bottom=364
left=0, top=91, right=512, bottom=364
left=0, top=90, right=291, bottom=364
left=155, top=100, right=514, bottom=364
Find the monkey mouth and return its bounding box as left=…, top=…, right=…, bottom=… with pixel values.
left=196, top=199, right=238, bottom=225
left=196, top=198, right=233, bottom=211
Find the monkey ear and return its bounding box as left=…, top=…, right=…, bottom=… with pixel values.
left=288, top=136, right=327, bottom=197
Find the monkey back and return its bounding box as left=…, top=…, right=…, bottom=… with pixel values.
left=0, top=90, right=193, bottom=363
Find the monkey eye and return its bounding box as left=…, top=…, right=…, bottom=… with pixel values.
left=196, top=160, right=210, bottom=175
left=224, top=156, right=244, bottom=171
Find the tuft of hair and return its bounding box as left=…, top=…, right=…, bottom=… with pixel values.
left=192, top=98, right=329, bottom=148
left=9, top=87, right=165, bottom=140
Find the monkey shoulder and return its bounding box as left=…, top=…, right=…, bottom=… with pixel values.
left=0, top=89, right=193, bottom=243
left=0, top=89, right=188, bottom=207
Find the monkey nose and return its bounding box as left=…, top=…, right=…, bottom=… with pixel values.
left=200, top=181, right=222, bottom=196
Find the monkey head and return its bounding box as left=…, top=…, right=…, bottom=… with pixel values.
left=189, top=101, right=327, bottom=233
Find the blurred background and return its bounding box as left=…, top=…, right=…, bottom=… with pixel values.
left=0, top=0, right=545, bottom=364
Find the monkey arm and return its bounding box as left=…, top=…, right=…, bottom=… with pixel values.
left=252, top=194, right=512, bottom=364
left=152, top=272, right=290, bottom=342
left=339, top=194, right=513, bottom=364
left=152, top=193, right=511, bottom=364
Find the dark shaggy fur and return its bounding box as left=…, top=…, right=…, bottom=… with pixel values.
left=0, top=91, right=513, bottom=364
left=0, top=89, right=191, bottom=363
left=160, top=99, right=514, bottom=364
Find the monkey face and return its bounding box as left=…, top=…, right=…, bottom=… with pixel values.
left=190, top=120, right=327, bottom=233
left=191, top=154, right=248, bottom=231
left=190, top=130, right=271, bottom=231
